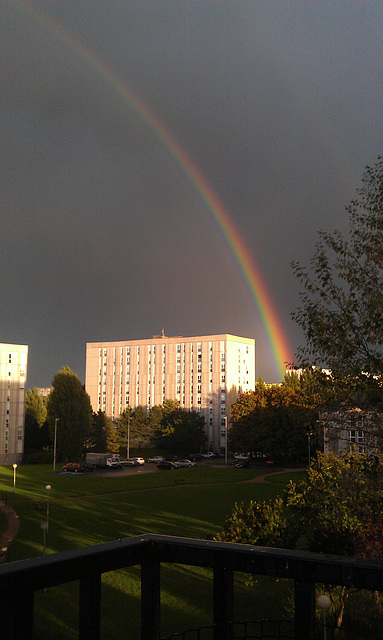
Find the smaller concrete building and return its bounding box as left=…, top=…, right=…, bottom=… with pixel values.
left=319, top=405, right=382, bottom=456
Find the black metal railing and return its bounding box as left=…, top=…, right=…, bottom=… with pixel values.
left=0, top=533, right=382, bottom=640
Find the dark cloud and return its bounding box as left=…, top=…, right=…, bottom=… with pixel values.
left=1, top=1, right=382, bottom=386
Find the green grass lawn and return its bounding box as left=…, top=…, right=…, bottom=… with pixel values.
left=0, top=463, right=304, bottom=639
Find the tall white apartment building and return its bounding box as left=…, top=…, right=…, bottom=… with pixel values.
left=0, top=343, right=28, bottom=464
left=85, top=333, right=255, bottom=450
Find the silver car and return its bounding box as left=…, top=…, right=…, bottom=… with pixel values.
left=176, top=459, right=196, bottom=468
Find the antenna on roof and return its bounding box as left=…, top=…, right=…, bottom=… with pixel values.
left=162, top=328, right=165, bottom=338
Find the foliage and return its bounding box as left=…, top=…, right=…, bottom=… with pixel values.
left=215, top=497, right=289, bottom=548
left=25, top=387, right=47, bottom=427
left=220, top=450, right=383, bottom=557
left=217, top=450, right=383, bottom=632
left=24, top=388, right=51, bottom=452
left=46, top=366, right=92, bottom=461
left=89, top=411, right=116, bottom=453
left=229, top=382, right=319, bottom=460
left=152, top=400, right=207, bottom=453
left=291, top=156, right=383, bottom=381
left=116, top=405, right=153, bottom=450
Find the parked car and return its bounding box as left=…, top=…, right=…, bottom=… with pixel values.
left=176, top=459, right=196, bottom=468
left=146, top=456, right=164, bottom=463
left=157, top=460, right=179, bottom=470
left=201, top=452, right=216, bottom=459
left=235, top=460, right=250, bottom=469
left=63, top=462, right=82, bottom=473
left=80, top=462, right=95, bottom=472
left=234, top=453, right=250, bottom=461
left=133, top=457, right=145, bottom=466
left=120, top=458, right=138, bottom=467
left=189, top=453, right=202, bottom=461
left=106, top=457, right=122, bottom=468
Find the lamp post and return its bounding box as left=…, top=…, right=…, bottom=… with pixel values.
left=317, top=594, right=331, bottom=640
left=45, top=484, right=51, bottom=527
left=224, top=417, right=228, bottom=464
left=41, top=521, right=48, bottom=554
left=53, top=417, right=59, bottom=471
left=127, top=415, right=130, bottom=460
left=307, top=431, right=314, bottom=467
left=12, top=463, right=17, bottom=494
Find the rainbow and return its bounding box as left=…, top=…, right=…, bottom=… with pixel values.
left=10, top=0, right=292, bottom=380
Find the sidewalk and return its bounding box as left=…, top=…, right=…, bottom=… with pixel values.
left=0, top=500, right=20, bottom=563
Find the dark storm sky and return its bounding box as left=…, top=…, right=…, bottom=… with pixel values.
left=2, top=1, right=382, bottom=388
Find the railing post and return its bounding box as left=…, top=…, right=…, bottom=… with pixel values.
left=294, top=579, right=315, bottom=640
left=0, top=584, right=34, bottom=640
left=79, top=573, right=102, bottom=640
left=213, top=566, right=234, bottom=640
left=141, top=555, right=161, bottom=640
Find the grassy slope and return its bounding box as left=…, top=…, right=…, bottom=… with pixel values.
left=0, top=464, right=304, bottom=639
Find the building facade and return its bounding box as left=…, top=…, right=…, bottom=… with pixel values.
left=0, top=343, right=28, bottom=464
left=320, top=405, right=381, bottom=456
left=85, top=333, right=255, bottom=450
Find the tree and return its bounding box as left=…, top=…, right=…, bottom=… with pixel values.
left=116, top=405, right=153, bottom=451
left=217, top=450, right=383, bottom=631
left=25, top=387, right=47, bottom=427
left=24, top=388, right=51, bottom=452
left=153, top=402, right=207, bottom=454
left=89, top=411, right=116, bottom=453
left=46, top=366, right=92, bottom=461
left=291, top=156, right=383, bottom=380
left=228, top=383, right=319, bottom=461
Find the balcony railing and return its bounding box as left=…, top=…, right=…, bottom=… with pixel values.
left=0, top=533, right=382, bottom=640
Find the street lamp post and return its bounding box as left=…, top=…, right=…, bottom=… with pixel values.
left=307, top=431, right=314, bottom=467
left=53, top=417, right=59, bottom=471
left=12, top=463, right=17, bottom=494
left=45, top=484, right=51, bottom=528
left=127, top=415, right=130, bottom=460
left=41, top=521, right=48, bottom=554
left=224, top=417, right=228, bottom=464
left=317, top=594, right=331, bottom=640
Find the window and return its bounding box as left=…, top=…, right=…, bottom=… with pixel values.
left=349, top=430, right=356, bottom=443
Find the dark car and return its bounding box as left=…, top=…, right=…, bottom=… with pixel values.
left=63, top=462, right=82, bottom=473
left=158, top=460, right=179, bottom=470
left=80, top=462, right=94, bottom=472
left=235, top=460, right=250, bottom=469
